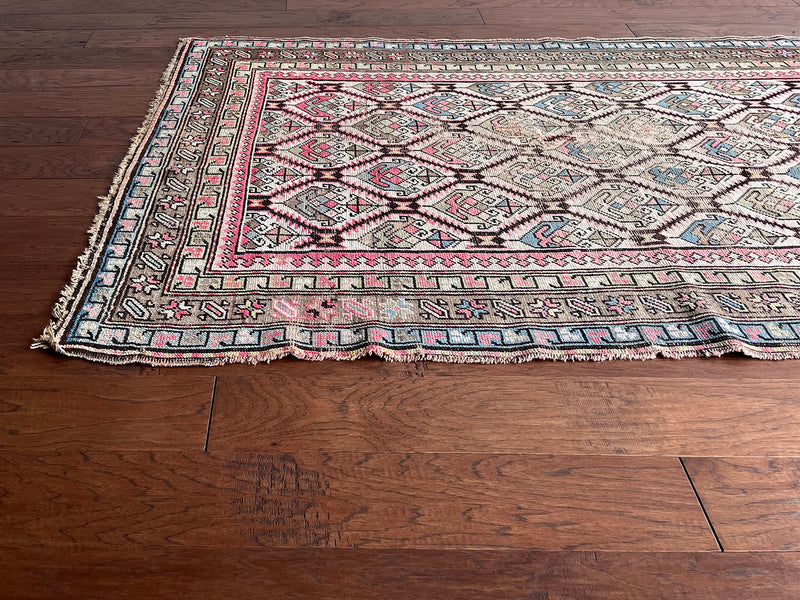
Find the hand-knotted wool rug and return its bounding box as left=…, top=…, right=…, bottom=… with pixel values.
left=35, top=37, right=800, bottom=365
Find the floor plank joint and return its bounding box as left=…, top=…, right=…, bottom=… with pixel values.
left=680, top=457, right=724, bottom=552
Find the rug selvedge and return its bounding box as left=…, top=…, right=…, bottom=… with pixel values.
left=35, top=37, right=800, bottom=364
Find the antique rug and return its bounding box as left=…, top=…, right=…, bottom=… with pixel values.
left=35, top=37, right=800, bottom=364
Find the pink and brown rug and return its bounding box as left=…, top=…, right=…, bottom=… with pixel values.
left=35, top=37, right=800, bottom=364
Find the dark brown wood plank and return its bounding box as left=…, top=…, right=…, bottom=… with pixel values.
left=0, top=451, right=715, bottom=550
left=0, top=377, right=214, bottom=450
left=290, top=0, right=789, bottom=7
left=0, top=179, right=109, bottom=217
left=2, top=334, right=159, bottom=379
left=0, top=0, right=285, bottom=12
left=0, top=68, right=163, bottom=91
left=683, top=457, right=800, bottom=551
left=627, top=21, right=800, bottom=37
left=478, top=4, right=799, bottom=25
left=0, top=30, right=91, bottom=48
left=0, top=88, right=154, bottom=118
left=0, top=48, right=175, bottom=70
left=208, top=367, right=800, bottom=455
left=85, top=24, right=636, bottom=48
left=200, top=354, right=800, bottom=381
left=0, top=147, right=125, bottom=178
left=1, top=274, right=85, bottom=317
left=0, top=9, right=484, bottom=30
left=0, top=216, right=102, bottom=262
left=2, top=547, right=798, bottom=600
left=0, top=117, right=87, bottom=146
left=78, top=117, right=143, bottom=146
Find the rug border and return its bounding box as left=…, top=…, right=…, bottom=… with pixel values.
left=32, top=35, right=800, bottom=365
left=32, top=38, right=194, bottom=356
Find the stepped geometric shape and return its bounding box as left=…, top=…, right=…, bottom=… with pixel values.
left=571, top=80, right=666, bottom=101
left=486, top=155, right=596, bottom=199
left=727, top=108, right=800, bottom=143
left=646, top=90, right=744, bottom=120
left=247, top=157, right=312, bottom=199
left=570, top=182, right=685, bottom=231
left=410, top=131, right=508, bottom=169
left=255, top=110, right=313, bottom=145
left=406, top=91, right=497, bottom=121
left=457, top=80, right=546, bottom=100
left=545, top=128, right=651, bottom=170
left=626, top=156, right=745, bottom=198
left=718, top=182, right=800, bottom=227
left=677, top=131, right=793, bottom=167
left=357, top=215, right=467, bottom=250
left=345, top=80, right=434, bottom=101
left=690, top=79, right=786, bottom=100
left=466, top=109, right=570, bottom=144
left=667, top=212, right=798, bottom=247
left=513, top=215, right=625, bottom=249
left=271, top=183, right=386, bottom=228
left=343, top=158, right=453, bottom=199
left=239, top=213, right=310, bottom=251
left=771, top=90, right=800, bottom=112
left=277, top=132, right=379, bottom=168
left=595, top=109, right=700, bottom=145
left=420, top=183, right=535, bottom=232
left=342, top=110, right=435, bottom=145
left=286, top=92, right=376, bottom=122
left=522, top=91, right=617, bottom=121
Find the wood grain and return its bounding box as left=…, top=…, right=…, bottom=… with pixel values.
left=0, top=0, right=286, bottom=12
left=0, top=9, right=485, bottom=30
left=2, top=547, right=798, bottom=600
left=0, top=217, right=94, bottom=263
left=289, top=0, right=790, bottom=7
left=202, top=353, right=799, bottom=380
left=208, top=369, right=800, bottom=455
left=478, top=4, right=800, bottom=24
left=0, top=68, right=163, bottom=91
left=85, top=27, right=585, bottom=49
left=683, top=458, right=800, bottom=551
left=0, top=337, right=158, bottom=379
left=0, top=88, right=154, bottom=118
left=0, top=47, right=175, bottom=69
left=0, top=117, right=87, bottom=146
left=627, top=21, right=800, bottom=37
left=0, top=179, right=109, bottom=217
left=0, top=29, right=91, bottom=48
left=0, top=451, right=715, bottom=550
left=1, top=274, right=87, bottom=316
left=0, top=147, right=125, bottom=178
left=79, top=117, right=142, bottom=145
left=0, top=377, right=214, bottom=450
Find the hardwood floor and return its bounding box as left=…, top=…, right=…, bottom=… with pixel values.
left=1, top=1, right=799, bottom=597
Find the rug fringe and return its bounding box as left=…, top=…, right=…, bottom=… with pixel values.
left=31, top=39, right=195, bottom=353
left=37, top=337, right=800, bottom=367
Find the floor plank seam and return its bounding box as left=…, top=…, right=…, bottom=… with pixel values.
left=204, top=375, right=217, bottom=452
left=74, top=117, right=90, bottom=145
left=680, top=457, right=724, bottom=552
